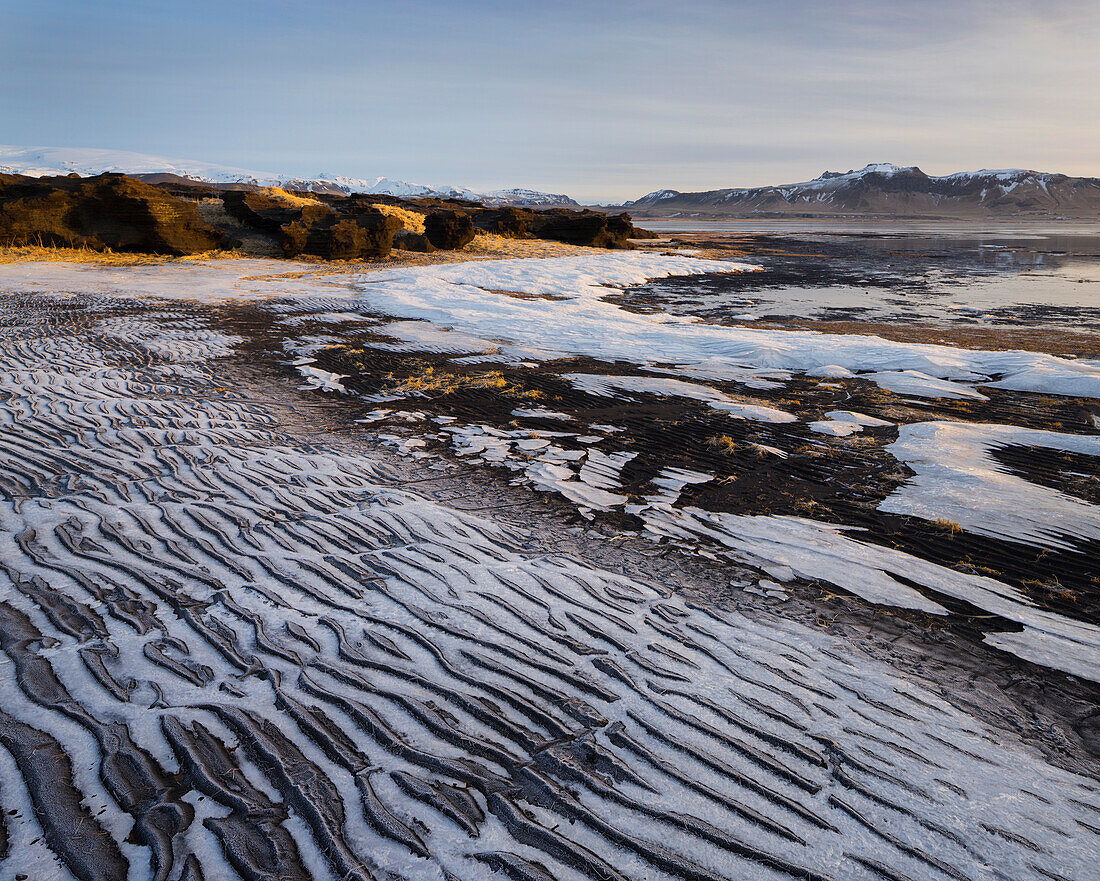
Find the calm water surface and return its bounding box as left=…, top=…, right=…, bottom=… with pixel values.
left=632, top=222, right=1100, bottom=329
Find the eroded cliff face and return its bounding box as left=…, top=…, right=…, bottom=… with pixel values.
left=0, top=172, right=223, bottom=254
left=0, top=170, right=652, bottom=261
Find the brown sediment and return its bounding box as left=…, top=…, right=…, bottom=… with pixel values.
left=740, top=318, right=1100, bottom=359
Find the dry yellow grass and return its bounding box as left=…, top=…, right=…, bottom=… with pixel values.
left=390, top=367, right=510, bottom=396
left=378, top=365, right=547, bottom=401
left=934, top=518, right=963, bottom=534
left=0, top=244, right=255, bottom=266
left=707, top=435, right=739, bottom=455
left=0, top=244, right=163, bottom=265
left=370, top=203, right=427, bottom=233
left=264, top=187, right=323, bottom=208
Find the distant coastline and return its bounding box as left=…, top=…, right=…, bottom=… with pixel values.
left=608, top=164, right=1100, bottom=220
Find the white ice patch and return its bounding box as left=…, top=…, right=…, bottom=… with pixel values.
left=511, top=407, right=574, bottom=421
left=637, top=508, right=1100, bottom=682
left=824, top=410, right=893, bottom=427
left=807, top=365, right=855, bottom=378
left=365, top=320, right=502, bottom=355
left=810, top=410, right=894, bottom=436
left=881, top=421, right=1100, bottom=550
left=641, top=509, right=948, bottom=613
left=648, top=361, right=791, bottom=390
left=864, top=370, right=989, bottom=400
left=984, top=363, right=1100, bottom=397
left=526, top=461, right=629, bottom=513
left=11, top=255, right=1100, bottom=398
left=292, top=358, right=348, bottom=393
left=564, top=374, right=797, bottom=423
left=577, top=449, right=638, bottom=491
left=808, top=420, right=862, bottom=436
left=643, top=467, right=714, bottom=507
left=356, top=409, right=426, bottom=424
left=442, top=424, right=631, bottom=515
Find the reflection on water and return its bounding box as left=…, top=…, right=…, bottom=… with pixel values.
left=637, top=220, right=1100, bottom=238
left=631, top=223, right=1100, bottom=330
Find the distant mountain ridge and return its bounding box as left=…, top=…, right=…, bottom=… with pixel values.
left=622, top=163, right=1100, bottom=219
left=0, top=145, right=579, bottom=208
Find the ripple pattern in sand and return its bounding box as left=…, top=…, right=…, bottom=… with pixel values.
left=0, top=293, right=1096, bottom=881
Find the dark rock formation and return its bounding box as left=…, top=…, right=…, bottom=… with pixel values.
left=425, top=210, right=477, bottom=250
left=220, top=191, right=303, bottom=233
left=220, top=191, right=402, bottom=260
left=467, top=206, right=654, bottom=246
left=393, top=230, right=437, bottom=253
left=280, top=209, right=402, bottom=260
left=475, top=206, right=529, bottom=238
left=0, top=173, right=222, bottom=255
left=525, top=210, right=652, bottom=248
left=0, top=170, right=652, bottom=260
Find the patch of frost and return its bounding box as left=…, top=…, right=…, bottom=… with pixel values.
left=564, top=374, right=797, bottom=423
left=881, top=422, right=1100, bottom=550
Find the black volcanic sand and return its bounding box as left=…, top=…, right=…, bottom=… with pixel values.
left=192, top=298, right=1100, bottom=774
left=1, top=288, right=1099, bottom=881
left=296, top=343, right=1100, bottom=614
left=183, top=282, right=1097, bottom=767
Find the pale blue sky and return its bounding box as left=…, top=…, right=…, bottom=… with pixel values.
left=3, top=0, right=1098, bottom=201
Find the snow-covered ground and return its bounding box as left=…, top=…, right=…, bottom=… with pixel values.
left=2, top=254, right=1097, bottom=397
left=1, top=252, right=1098, bottom=686
left=0, top=259, right=1098, bottom=881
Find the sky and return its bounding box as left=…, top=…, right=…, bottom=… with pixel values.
left=2, top=0, right=1099, bottom=202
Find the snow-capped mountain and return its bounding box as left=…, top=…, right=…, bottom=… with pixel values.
left=0, top=146, right=578, bottom=207
left=623, top=163, right=1100, bottom=218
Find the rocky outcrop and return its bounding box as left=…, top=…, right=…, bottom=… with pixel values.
left=393, top=230, right=437, bottom=253
left=0, top=169, right=653, bottom=260
left=279, top=209, right=402, bottom=260
left=467, top=206, right=654, bottom=247
left=220, top=190, right=301, bottom=233
left=525, top=210, right=653, bottom=248
left=220, top=191, right=402, bottom=260
left=0, top=172, right=222, bottom=255
left=474, top=206, right=529, bottom=238
left=424, top=210, right=476, bottom=250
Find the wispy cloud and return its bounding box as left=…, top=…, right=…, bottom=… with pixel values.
left=2, top=0, right=1097, bottom=201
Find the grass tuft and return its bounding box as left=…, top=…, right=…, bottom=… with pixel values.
left=388, top=367, right=527, bottom=397
left=706, top=435, right=738, bottom=455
